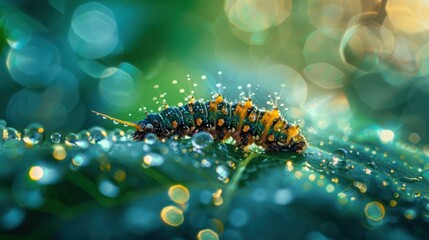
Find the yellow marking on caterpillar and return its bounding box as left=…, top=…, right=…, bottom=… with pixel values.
left=242, top=124, right=250, bottom=133
left=215, top=95, right=223, bottom=104
left=217, top=118, right=225, bottom=127
left=196, top=117, right=203, bottom=126
left=171, top=120, right=178, bottom=129
left=273, top=120, right=286, bottom=132
left=258, top=109, right=280, bottom=145
left=234, top=99, right=253, bottom=136
left=188, top=96, right=196, bottom=105
left=286, top=125, right=300, bottom=144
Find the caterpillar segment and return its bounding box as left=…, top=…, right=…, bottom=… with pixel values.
left=93, top=96, right=307, bottom=153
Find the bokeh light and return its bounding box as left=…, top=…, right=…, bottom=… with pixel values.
left=28, top=166, right=44, bottom=181
left=168, top=185, right=190, bottom=205
left=69, top=2, right=118, bottom=59
left=160, top=206, right=184, bottom=227
left=224, top=0, right=292, bottom=32
left=364, top=202, right=385, bottom=222
left=197, top=229, right=219, bottom=240
left=6, top=36, right=61, bottom=88
left=378, top=129, right=395, bottom=144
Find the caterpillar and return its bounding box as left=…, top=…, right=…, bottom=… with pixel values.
left=92, top=95, right=308, bottom=153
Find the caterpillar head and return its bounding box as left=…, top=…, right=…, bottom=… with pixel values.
left=274, top=125, right=308, bottom=153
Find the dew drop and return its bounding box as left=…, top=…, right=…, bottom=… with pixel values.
left=22, top=123, right=45, bottom=146
left=50, top=133, right=61, bottom=144
left=65, top=133, right=79, bottom=147
left=333, top=148, right=347, bottom=159
left=125, top=129, right=135, bottom=141
left=2, top=127, right=21, bottom=141
left=108, top=128, right=126, bottom=142
left=143, top=133, right=157, bottom=145
left=77, top=130, right=90, bottom=141
left=216, top=165, right=230, bottom=179
left=88, top=126, right=107, bottom=144
left=201, top=75, right=207, bottom=80
left=191, top=132, right=213, bottom=149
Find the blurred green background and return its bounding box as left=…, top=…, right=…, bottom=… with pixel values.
left=1, top=0, right=429, bottom=149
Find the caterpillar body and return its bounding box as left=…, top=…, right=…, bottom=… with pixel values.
left=93, top=95, right=308, bottom=153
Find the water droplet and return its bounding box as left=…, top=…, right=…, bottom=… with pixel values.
left=22, top=123, right=45, bottom=146
left=328, top=148, right=348, bottom=170
left=400, top=177, right=421, bottom=183
left=216, top=165, right=230, bottom=179
left=2, top=127, right=21, bottom=141
left=97, top=139, right=112, bottom=151
left=88, top=126, right=107, bottom=144
left=333, top=148, right=347, bottom=158
left=125, top=129, right=135, bottom=141
left=108, top=128, right=126, bottom=142
left=65, top=133, right=79, bottom=147
left=144, top=133, right=157, bottom=145
left=50, top=133, right=61, bottom=143
left=77, top=130, right=90, bottom=141
left=192, top=132, right=213, bottom=149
